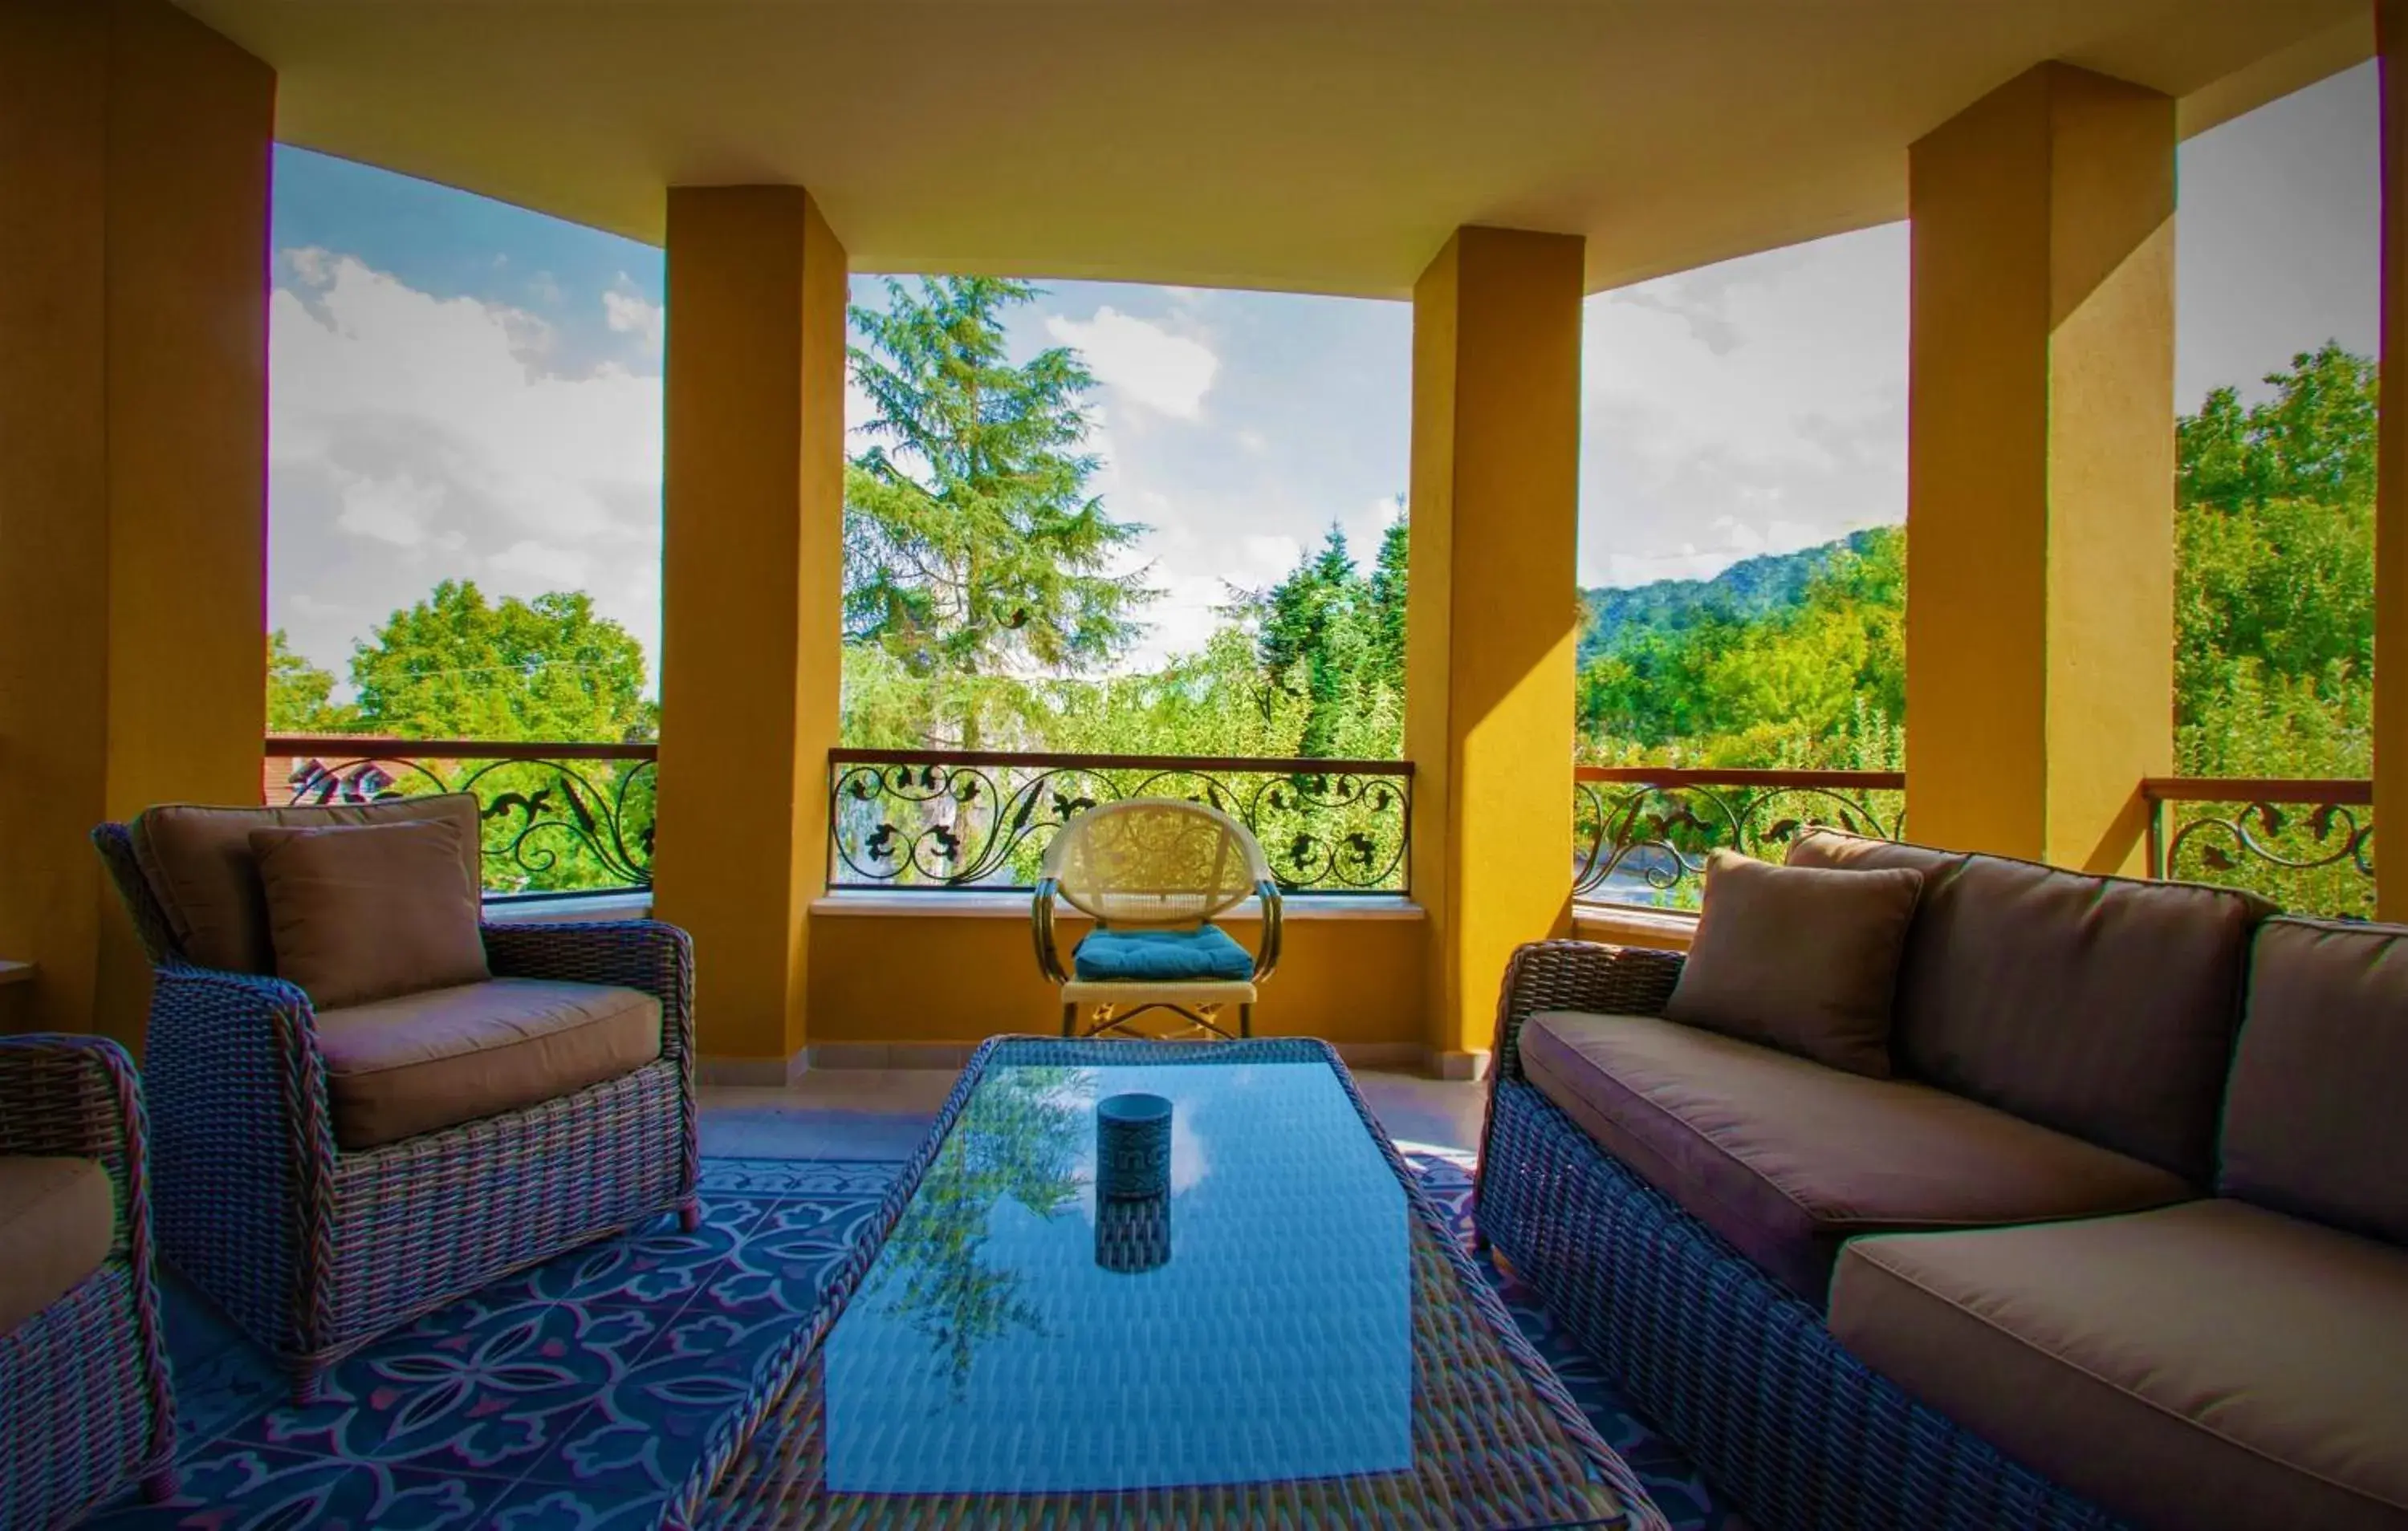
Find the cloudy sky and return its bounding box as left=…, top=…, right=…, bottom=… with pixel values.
left=268, top=62, right=2377, bottom=689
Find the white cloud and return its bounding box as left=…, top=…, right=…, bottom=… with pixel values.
left=602, top=283, right=663, bottom=351
left=1578, top=223, right=1908, bottom=589
left=489, top=539, right=593, bottom=587
left=333, top=471, right=444, bottom=547
left=1237, top=534, right=1302, bottom=576
left=1044, top=307, right=1219, bottom=419
left=270, top=252, right=664, bottom=684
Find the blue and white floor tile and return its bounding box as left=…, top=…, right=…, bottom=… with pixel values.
left=83, top=1155, right=1744, bottom=1529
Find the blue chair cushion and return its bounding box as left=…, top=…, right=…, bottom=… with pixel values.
left=1073, top=925, right=1255, bottom=982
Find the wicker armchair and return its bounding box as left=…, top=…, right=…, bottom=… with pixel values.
left=92, top=819, right=698, bottom=1401
left=1032, top=799, right=1283, bottom=1039
left=0, top=1034, right=178, bottom=1529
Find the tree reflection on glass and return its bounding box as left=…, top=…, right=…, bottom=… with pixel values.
left=862, top=1066, right=1092, bottom=1396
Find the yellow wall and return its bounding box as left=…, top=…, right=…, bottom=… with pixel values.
left=654, top=187, right=848, bottom=1066
left=0, top=0, right=272, bottom=1043
left=1405, top=227, right=1585, bottom=1063
left=807, top=907, right=1426, bottom=1052
left=2381, top=2, right=2408, bottom=923
left=1906, top=63, right=2174, bottom=873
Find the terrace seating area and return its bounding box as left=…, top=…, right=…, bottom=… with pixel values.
left=10, top=2, right=2408, bottom=1529
left=1480, top=831, right=2408, bottom=1529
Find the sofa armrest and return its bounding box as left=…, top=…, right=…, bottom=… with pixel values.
left=482, top=918, right=695, bottom=1066
left=1492, top=940, right=1687, bottom=1083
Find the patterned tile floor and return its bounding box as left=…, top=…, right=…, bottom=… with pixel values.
left=79, top=1151, right=1743, bottom=1530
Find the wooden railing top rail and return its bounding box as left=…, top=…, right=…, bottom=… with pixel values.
left=265, top=736, right=657, bottom=762
left=830, top=747, right=1413, bottom=775
left=2141, top=776, right=2372, bottom=805
left=1576, top=766, right=1904, bottom=790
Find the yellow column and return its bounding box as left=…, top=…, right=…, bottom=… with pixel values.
left=1405, top=227, right=1585, bottom=1073
left=1906, top=63, right=2176, bottom=872
left=2380, top=2, right=2408, bottom=922
left=0, top=0, right=272, bottom=1042
left=653, top=187, right=848, bottom=1074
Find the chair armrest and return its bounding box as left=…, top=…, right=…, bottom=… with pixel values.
left=1491, top=940, right=1686, bottom=1083
left=482, top=919, right=695, bottom=1065
left=0, top=1034, right=160, bottom=1273
left=0, top=1033, right=144, bottom=1167
left=145, top=964, right=336, bottom=1159
left=1251, top=879, right=1283, bottom=984
left=1031, top=880, right=1072, bottom=984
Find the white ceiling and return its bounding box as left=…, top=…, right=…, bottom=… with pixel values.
left=175, top=0, right=2371, bottom=295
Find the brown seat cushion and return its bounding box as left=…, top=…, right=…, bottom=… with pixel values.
left=2222, top=917, right=2408, bottom=1247
left=132, top=794, right=483, bottom=974
left=1521, top=1009, right=2192, bottom=1302
left=1832, top=1200, right=2408, bottom=1531
left=252, top=819, right=490, bottom=1010
left=1787, top=830, right=2273, bottom=1183
left=1664, top=848, right=1923, bottom=1077
left=315, top=978, right=663, bottom=1150
left=0, top=1157, right=117, bottom=1335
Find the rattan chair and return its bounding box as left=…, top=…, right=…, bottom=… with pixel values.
left=92, top=816, right=698, bottom=1401
left=0, top=1034, right=178, bottom=1529
left=1032, top=799, right=1282, bottom=1039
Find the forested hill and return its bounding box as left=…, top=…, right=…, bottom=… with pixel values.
left=1579, top=526, right=1889, bottom=664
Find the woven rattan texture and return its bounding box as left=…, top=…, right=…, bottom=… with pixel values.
left=92, top=822, right=699, bottom=1396
left=681, top=1037, right=1667, bottom=1531
left=1474, top=941, right=2129, bottom=1531
left=1042, top=799, right=1271, bottom=926
left=0, top=1035, right=179, bottom=1529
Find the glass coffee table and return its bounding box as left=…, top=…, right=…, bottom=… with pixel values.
left=677, top=1038, right=1665, bottom=1529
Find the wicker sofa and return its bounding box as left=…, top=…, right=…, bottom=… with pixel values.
left=0, top=1034, right=178, bottom=1530
left=92, top=797, right=698, bottom=1400
left=1475, top=830, right=2408, bottom=1531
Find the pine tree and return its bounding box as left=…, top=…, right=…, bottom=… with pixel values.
left=1251, top=520, right=1408, bottom=759
left=1366, top=511, right=1409, bottom=684
left=844, top=277, right=1153, bottom=747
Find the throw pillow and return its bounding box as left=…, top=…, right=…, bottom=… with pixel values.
left=250, top=819, right=490, bottom=1011
left=1663, top=847, right=1924, bottom=1078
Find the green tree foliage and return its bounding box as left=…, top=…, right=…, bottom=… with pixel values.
left=844, top=277, right=1153, bottom=747
left=2177, top=342, right=2376, bottom=514
left=864, top=1066, right=1088, bottom=1395
left=2171, top=344, right=2376, bottom=782
left=1576, top=526, right=1905, bottom=771
left=348, top=580, right=653, bottom=742
left=267, top=629, right=358, bottom=733
left=1251, top=522, right=1408, bottom=758
left=1565, top=343, right=2375, bottom=916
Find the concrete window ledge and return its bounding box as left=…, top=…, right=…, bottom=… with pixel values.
left=809, top=891, right=1424, bottom=920
left=482, top=891, right=655, bottom=924
left=1568, top=901, right=1697, bottom=952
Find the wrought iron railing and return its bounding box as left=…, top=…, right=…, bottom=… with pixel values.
left=828, top=749, right=1412, bottom=895
left=265, top=736, right=657, bottom=901
left=1574, top=766, right=1906, bottom=910
left=2143, top=777, right=2374, bottom=920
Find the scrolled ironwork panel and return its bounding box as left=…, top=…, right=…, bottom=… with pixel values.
left=275, top=750, right=657, bottom=899
left=1572, top=773, right=1906, bottom=909
left=828, top=755, right=1410, bottom=895
left=2156, top=794, right=2374, bottom=920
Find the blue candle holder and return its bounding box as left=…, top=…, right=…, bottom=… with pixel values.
left=1095, top=1192, right=1171, bottom=1273
left=1096, top=1092, right=1171, bottom=1201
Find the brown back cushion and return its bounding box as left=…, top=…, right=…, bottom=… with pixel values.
left=1788, top=830, right=2273, bottom=1182
left=131, top=794, right=482, bottom=973
left=1663, top=848, right=1924, bottom=1078
left=250, top=819, right=490, bottom=1011
left=2222, top=917, right=2408, bottom=1246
